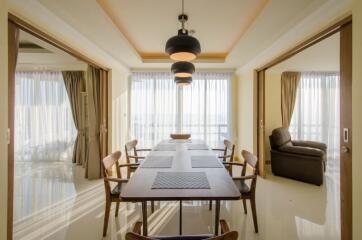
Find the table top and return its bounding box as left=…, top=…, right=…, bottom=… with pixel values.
left=121, top=139, right=241, bottom=201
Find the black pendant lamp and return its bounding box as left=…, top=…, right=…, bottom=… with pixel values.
left=165, top=0, right=201, bottom=61
left=175, top=76, right=192, bottom=86
left=171, top=61, right=195, bottom=77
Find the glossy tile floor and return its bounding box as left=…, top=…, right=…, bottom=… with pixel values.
left=13, top=156, right=340, bottom=240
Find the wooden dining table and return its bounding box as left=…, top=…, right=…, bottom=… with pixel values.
left=121, top=139, right=241, bottom=236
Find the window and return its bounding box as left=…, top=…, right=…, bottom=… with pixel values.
left=289, top=72, right=340, bottom=159
left=130, top=72, right=232, bottom=147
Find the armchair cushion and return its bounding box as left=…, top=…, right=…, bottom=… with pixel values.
left=292, top=140, right=327, bottom=152
left=271, top=127, right=292, bottom=147
left=279, top=145, right=324, bottom=157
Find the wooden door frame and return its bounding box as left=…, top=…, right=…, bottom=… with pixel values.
left=255, top=15, right=352, bottom=240
left=7, top=13, right=110, bottom=240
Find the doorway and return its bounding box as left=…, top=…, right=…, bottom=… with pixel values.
left=256, top=16, right=352, bottom=240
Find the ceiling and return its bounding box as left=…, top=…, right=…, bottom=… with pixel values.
left=22, top=0, right=341, bottom=70
left=17, top=31, right=87, bottom=71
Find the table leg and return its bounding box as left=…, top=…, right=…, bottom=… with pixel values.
left=179, top=200, right=182, bottom=235
left=214, top=200, right=220, bottom=236
left=142, top=201, right=148, bottom=236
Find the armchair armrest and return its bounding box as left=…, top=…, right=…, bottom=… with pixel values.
left=279, top=145, right=324, bottom=157
left=292, top=140, right=327, bottom=152
left=233, top=175, right=256, bottom=181
left=218, top=155, right=232, bottom=159
left=105, top=177, right=128, bottom=183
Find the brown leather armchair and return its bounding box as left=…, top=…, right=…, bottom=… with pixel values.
left=269, top=127, right=327, bottom=185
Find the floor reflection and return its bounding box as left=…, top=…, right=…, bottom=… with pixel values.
left=13, top=156, right=340, bottom=240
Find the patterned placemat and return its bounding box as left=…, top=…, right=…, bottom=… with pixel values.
left=191, top=156, right=223, bottom=168
left=154, top=144, right=177, bottom=151
left=151, top=172, right=210, bottom=189
left=140, top=156, right=173, bottom=168
left=187, top=144, right=209, bottom=150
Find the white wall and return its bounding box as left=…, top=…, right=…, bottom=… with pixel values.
left=352, top=0, right=362, bottom=238
left=110, top=69, right=130, bottom=160
left=0, top=0, right=8, bottom=239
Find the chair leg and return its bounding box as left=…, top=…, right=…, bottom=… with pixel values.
left=242, top=199, right=247, bottom=214
left=103, top=201, right=111, bottom=237
left=115, top=202, right=120, bottom=217
left=151, top=201, right=155, bottom=213
left=209, top=200, right=212, bottom=211
left=250, top=198, right=258, bottom=233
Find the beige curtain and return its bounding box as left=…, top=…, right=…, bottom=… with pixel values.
left=62, top=71, right=86, bottom=166
left=281, top=71, right=301, bottom=128
left=99, top=70, right=108, bottom=160
left=85, top=66, right=102, bottom=179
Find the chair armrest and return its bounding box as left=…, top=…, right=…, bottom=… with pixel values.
left=220, top=219, right=230, bottom=234
left=212, top=148, right=225, bottom=151
left=119, top=163, right=140, bottom=168
left=105, top=177, right=128, bottom=183
left=218, top=155, right=232, bottom=159
left=292, top=140, right=327, bottom=152
left=132, top=221, right=143, bottom=235
left=136, top=149, right=152, bottom=152
left=128, top=156, right=145, bottom=160
left=279, top=145, right=324, bottom=157
left=233, top=175, right=256, bottom=181
left=223, top=162, right=244, bottom=167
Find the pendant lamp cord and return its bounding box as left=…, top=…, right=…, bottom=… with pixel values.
left=181, top=0, right=185, bottom=31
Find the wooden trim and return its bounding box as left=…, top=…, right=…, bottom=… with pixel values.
left=257, top=15, right=352, bottom=71
left=8, top=13, right=109, bottom=71
left=255, top=15, right=352, bottom=240
left=340, top=21, right=352, bottom=240
left=257, top=70, right=266, bottom=177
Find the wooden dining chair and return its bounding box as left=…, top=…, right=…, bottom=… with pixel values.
left=212, top=139, right=235, bottom=175
left=124, top=139, right=155, bottom=213
left=102, top=151, right=140, bottom=237
left=125, top=139, right=152, bottom=179
left=170, top=133, right=191, bottom=139
left=125, top=219, right=238, bottom=240
left=223, top=150, right=259, bottom=233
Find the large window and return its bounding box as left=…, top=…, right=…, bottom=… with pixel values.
left=130, top=72, right=232, bottom=147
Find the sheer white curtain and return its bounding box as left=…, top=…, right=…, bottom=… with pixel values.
left=130, top=72, right=178, bottom=147
left=289, top=72, right=340, bottom=160
left=130, top=72, right=231, bottom=148
left=183, top=73, right=231, bottom=146
left=15, top=71, right=76, bottom=162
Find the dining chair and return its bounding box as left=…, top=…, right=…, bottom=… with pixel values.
left=125, top=139, right=152, bottom=179
left=212, top=139, right=235, bottom=175
left=102, top=151, right=140, bottom=237
left=223, top=150, right=259, bottom=233
left=124, top=139, right=155, bottom=213
left=170, top=133, right=191, bottom=139
left=125, top=219, right=238, bottom=240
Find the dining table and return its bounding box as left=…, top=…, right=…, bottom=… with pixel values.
left=121, top=139, right=241, bottom=236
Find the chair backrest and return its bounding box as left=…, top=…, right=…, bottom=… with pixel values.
left=223, top=139, right=235, bottom=162
left=270, top=127, right=292, bottom=148
left=125, top=231, right=238, bottom=240
left=170, top=133, right=191, bottom=139
left=125, top=139, right=138, bottom=163
left=241, top=150, right=259, bottom=195
left=102, top=151, right=122, bottom=195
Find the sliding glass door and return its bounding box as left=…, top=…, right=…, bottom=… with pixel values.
left=130, top=72, right=232, bottom=147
